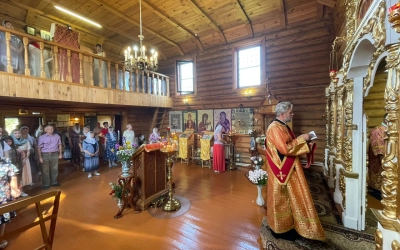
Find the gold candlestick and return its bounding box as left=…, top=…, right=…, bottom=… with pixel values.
left=160, top=131, right=180, bottom=211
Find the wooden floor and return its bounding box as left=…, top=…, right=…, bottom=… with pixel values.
left=5, top=160, right=266, bottom=250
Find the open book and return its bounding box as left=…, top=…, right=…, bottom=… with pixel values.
left=309, top=131, right=317, bottom=140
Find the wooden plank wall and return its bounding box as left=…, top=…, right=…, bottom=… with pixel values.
left=126, top=107, right=158, bottom=141
left=157, top=18, right=335, bottom=163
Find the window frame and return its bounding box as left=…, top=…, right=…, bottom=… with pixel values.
left=175, top=56, right=197, bottom=97
left=232, top=38, right=266, bottom=92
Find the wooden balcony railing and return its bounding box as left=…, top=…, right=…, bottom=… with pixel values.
left=0, top=26, right=170, bottom=97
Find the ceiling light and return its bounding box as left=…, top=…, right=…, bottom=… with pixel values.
left=124, top=0, right=158, bottom=72
left=54, top=5, right=102, bottom=28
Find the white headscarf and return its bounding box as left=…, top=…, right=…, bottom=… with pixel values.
left=108, top=127, right=116, bottom=141
left=84, top=132, right=96, bottom=144
left=73, top=124, right=81, bottom=134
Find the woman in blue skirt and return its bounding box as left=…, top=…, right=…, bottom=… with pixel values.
left=82, top=132, right=100, bottom=178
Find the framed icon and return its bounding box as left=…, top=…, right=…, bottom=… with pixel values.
left=40, top=30, right=52, bottom=41
left=25, top=25, right=36, bottom=36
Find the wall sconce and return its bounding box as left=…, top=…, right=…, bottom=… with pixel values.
left=183, top=99, right=189, bottom=105
left=245, top=90, right=252, bottom=100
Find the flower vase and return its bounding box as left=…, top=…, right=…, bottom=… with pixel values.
left=117, top=198, right=123, bottom=209
left=256, top=185, right=265, bottom=206
left=255, top=164, right=261, bottom=170
left=250, top=137, right=255, bottom=150
left=121, top=161, right=130, bottom=177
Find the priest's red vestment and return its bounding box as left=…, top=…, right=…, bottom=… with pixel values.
left=266, top=120, right=325, bottom=241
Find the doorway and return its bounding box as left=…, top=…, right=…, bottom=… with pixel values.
left=363, top=58, right=386, bottom=211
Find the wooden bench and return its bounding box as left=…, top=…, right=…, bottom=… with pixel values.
left=0, top=190, right=61, bottom=250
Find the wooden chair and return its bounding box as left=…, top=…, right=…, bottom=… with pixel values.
left=0, top=190, right=61, bottom=250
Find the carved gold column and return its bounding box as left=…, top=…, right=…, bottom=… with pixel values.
left=345, top=0, right=356, bottom=44
left=336, top=86, right=344, bottom=160
left=343, top=80, right=354, bottom=167
left=383, top=43, right=400, bottom=220
left=325, top=89, right=331, bottom=149
left=375, top=229, right=383, bottom=250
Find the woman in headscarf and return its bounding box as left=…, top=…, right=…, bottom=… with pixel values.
left=104, top=126, right=118, bottom=167
left=149, top=128, right=160, bottom=143
left=82, top=131, right=100, bottom=178
left=78, top=126, right=90, bottom=171
left=123, top=124, right=135, bottom=146
left=0, top=20, right=24, bottom=74
left=20, top=126, right=38, bottom=178
left=10, top=129, right=32, bottom=196
left=68, top=123, right=83, bottom=167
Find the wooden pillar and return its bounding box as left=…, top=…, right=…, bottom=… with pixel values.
left=114, top=63, right=118, bottom=89
left=53, top=46, right=60, bottom=81
left=141, top=71, right=144, bottom=93
left=166, top=77, right=170, bottom=97
left=108, top=61, right=112, bottom=88
left=22, top=37, right=30, bottom=76
left=130, top=70, right=133, bottom=92
left=135, top=69, right=139, bottom=92
left=5, top=32, right=12, bottom=73
left=79, top=52, right=83, bottom=84
left=89, top=55, right=94, bottom=86
left=39, top=41, right=45, bottom=78
left=66, top=50, right=72, bottom=82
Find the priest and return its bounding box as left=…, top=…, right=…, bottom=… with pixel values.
left=265, top=101, right=325, bottom=241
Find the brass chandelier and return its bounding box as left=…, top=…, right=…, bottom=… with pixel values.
left=124, top=0, right=158, bottom=72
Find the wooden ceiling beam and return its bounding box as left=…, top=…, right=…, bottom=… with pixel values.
left=89, top=0, right=184, bottom=56
left=141, top=0, right=203, bottom=51
left=183, top=0, right=227, bottom=44
left=316, top=4, right=324, bottom=20
left=232, top=0, right=253, bottom=37
left=317, top=0, right=336, bottom=8
left=278, top=0, right=287, bottom=28
left=25, top=9, right=35, bottom=24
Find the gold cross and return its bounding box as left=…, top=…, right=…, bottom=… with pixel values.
left=277, top=171, right=286, bottom=180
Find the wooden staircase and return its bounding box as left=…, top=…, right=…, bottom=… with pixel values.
left=149, top=107, right=169, bottom=135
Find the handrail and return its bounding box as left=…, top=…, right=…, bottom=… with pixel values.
left=0, top=190, right=61, bottom=250
left=0, top=25, right=170, bottom=97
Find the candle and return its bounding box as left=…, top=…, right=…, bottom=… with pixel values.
left=124, top=50, right=127, bottom=62
left=142, top=46, right=146, bottom=57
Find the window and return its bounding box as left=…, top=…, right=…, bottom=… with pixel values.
left=233, top=39, right=265, bottom=90
left=5, top=118, right=19, bottom=134
left=238, top=46, right=261, bottom=87
left=176, top=60, right=194, bottom=95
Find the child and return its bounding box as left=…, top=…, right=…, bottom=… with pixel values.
left=3, top=136, right=22, bottom=198
left=82, top=132, right=100, bottom=178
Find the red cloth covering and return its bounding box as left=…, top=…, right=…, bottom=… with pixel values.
left=213, top=144, right=225, bottom=172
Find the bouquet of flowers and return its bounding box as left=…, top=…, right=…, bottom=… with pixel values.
left=109, top=182, right=126, bottom=200
left=113, top=141, right=138, bottom=162
left=250, top=156, right=264, bottom=166
left=255, top=135, right=266, bottom=145
left=247, top=169, right=268, bottom=186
